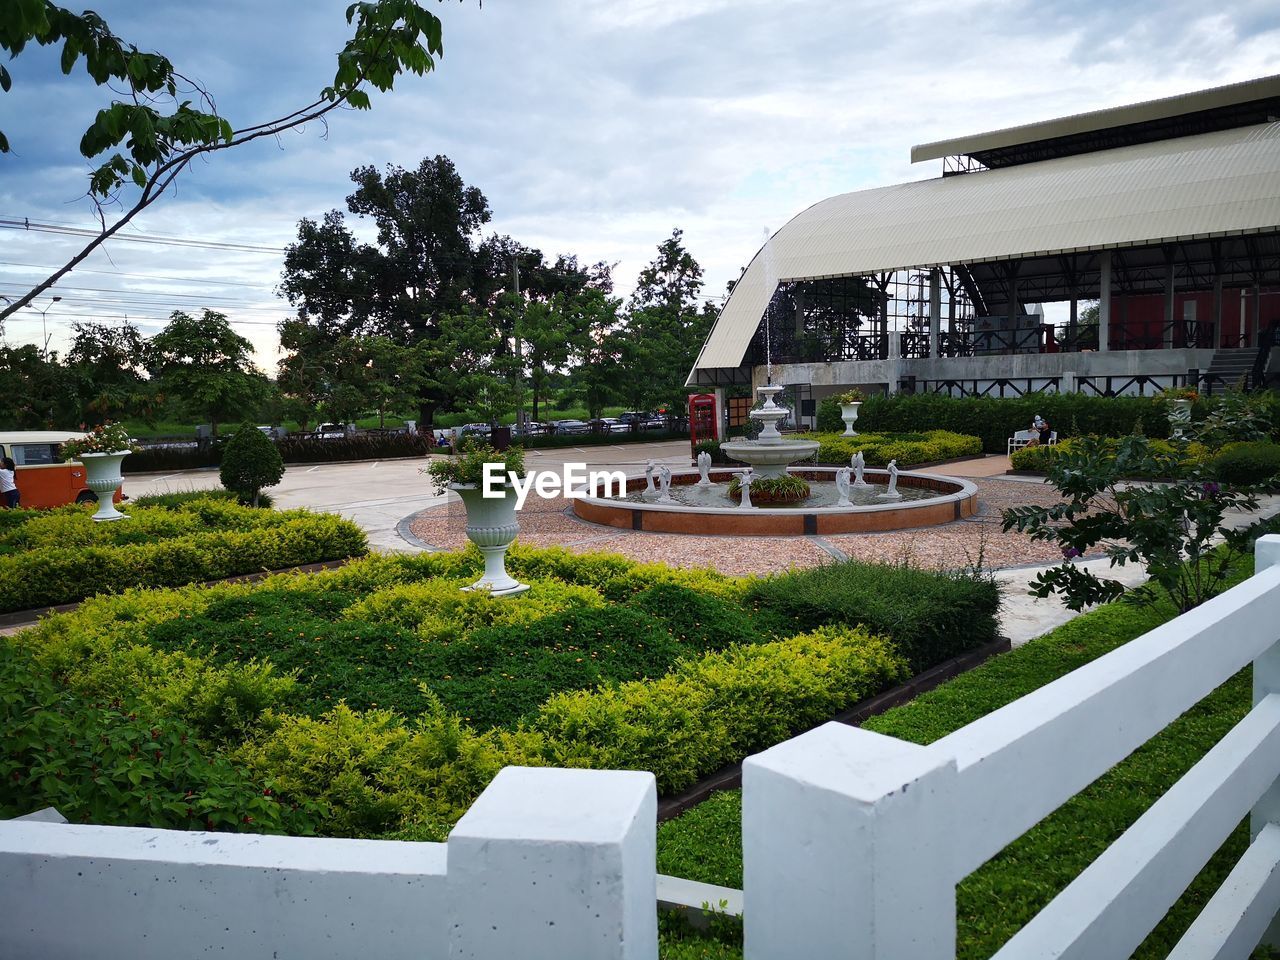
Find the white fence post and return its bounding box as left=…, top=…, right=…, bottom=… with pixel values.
left=742, top=721, right=957, bottom=959
left=447, top=766, right=657, bottom=960
left=1253, top=534, right=1280, bottom=949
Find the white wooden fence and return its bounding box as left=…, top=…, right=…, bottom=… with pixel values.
left=744, top=533, right=1280, bottom=958
left=6, top=537, right=1280, bottom=958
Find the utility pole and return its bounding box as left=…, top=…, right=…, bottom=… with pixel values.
left=26, top=295, right=61, bottom=358
left=513, top=256, right=525, bottom=429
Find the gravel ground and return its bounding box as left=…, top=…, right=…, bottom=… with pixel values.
left=407, top=477, right=1078, bottom=575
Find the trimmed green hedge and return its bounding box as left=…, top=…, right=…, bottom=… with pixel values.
left=654, top=553, right=1265, bottom=960
left=8, top=544, right=990, bottom=840
left=1010, top=437, right=1208, bottom=475
left=0, top=500, right=366, bottom=612
left=746, top=559, right=1000, bottom=671
left=811, top=430, right=982, bottom=466
left=1211, top=441, right=1280, bottom=487
left=820, top=393, right=1180, bottom=453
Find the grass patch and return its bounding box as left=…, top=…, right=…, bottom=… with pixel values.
left=655, top=557, right=1263, bottom=959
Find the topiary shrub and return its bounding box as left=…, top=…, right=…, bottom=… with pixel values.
left=1211, top=441, right=1280, bottom=487
left=220, top=423, right=285, bottom=507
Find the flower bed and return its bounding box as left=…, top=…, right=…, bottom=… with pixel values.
left=2, top=544, right=998, bottom=840
left=1009, top=436, right=1207, bottom=475
left=0, top=498, right=366, bottom=612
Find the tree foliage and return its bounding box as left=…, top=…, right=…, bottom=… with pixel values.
left=148, top=310, right=269, bottom=434
left=0, top=0, right=456, bottom=319
left=219, top=423, right=285, bottom=508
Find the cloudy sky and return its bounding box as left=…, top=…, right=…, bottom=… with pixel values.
left=2, top=0, right=1278, bottom=368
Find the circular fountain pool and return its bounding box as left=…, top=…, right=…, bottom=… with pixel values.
left=572, top=467, right=979, bottom=537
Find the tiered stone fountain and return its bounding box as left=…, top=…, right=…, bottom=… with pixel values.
left=721, top=385, right=818, bottom=479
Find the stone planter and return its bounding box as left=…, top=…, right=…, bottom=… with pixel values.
left=840, top=402, right=862, bottom=437
left=78, top=451, right=130, bottom=522
left=451, top=483, right=529, bottom=596
left=1169, top=398, right=1193, bottom=439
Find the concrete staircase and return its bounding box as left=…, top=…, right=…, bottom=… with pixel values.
left=1204, top=347, right=1254, bottom=390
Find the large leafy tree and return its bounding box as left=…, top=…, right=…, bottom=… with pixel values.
left=0, top=344, right=76, bottom=428
left=0, top=0, right=454, bottom=320
left=611, top=229, right=715, bottom=417
left=147, top=309, right=268, bottom=435
left=64, top=320, right=150, bottom=425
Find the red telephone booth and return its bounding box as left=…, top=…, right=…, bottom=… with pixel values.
left=689, top=393, right=717, bottom=458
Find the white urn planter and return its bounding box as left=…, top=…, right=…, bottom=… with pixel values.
left=1168, top=398, right=1193, bottom=439
left=451, top=483, right=529, bottom=596
left=840, top=402, right=862, bottom=437
left=79, top=451, right=130, bottom=522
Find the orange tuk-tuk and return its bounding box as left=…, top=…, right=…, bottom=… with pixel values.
left=0, top=432, right=125, bottom=509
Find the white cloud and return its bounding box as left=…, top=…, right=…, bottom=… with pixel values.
left=1, top=0, right=1278, bottom=365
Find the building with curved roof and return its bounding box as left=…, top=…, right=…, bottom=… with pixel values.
left=688, top=75, right=1280, bottom=420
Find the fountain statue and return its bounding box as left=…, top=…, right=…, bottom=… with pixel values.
left=738, top=467, right=755, bottom=509
left=835, top=466, right=852, bottom=507
left=696, top=450, right=713, bottom=486
left=851, top=451, right=868, bottom=487
left=657, top=465, right=673, bottom=503
left=720, top=386, right=820, bottom=479
left=878, top=460, right=902, bottom=500
left=644, top=460, right=656, bottom=495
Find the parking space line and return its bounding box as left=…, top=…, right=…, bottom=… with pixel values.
left=306, top=466, right=320, bottom=473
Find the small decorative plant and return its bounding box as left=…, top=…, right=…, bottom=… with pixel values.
left=837, top=388, right=866, bottom=405
left=426, top=438, right=526, bottom=493
left=60, top=422, right=135, bottom=461
left=727, top=473, right=811, bottom=504
left=1156, top=386, right=1199, bottom=403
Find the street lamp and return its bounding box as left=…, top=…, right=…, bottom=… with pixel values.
left=25, top=296, right=61, bottom=358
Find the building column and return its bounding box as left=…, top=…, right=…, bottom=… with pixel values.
left=928, top=268, right=942, bottom=358
left=1164, top=252, right=1177, bottom=348
left=1099, top=251, right=1112, bottom=353
left=1254, top=282, right=1263, bottom=347
left=1212, top=275, right=1224, bottom=349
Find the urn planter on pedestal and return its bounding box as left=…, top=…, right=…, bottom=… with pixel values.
left=840, top=402, right=862, bottom=437
left=451, top=483, right=529, bottom=596
left=79, top=451, right=130, bottom=522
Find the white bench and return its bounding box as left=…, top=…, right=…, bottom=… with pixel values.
left=1008, top=429, right=1057, bottom=456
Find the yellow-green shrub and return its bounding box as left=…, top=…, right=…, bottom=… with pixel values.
left=535, top=625, right=907, bottom=792
left=813, top=430, right=981, bottom=466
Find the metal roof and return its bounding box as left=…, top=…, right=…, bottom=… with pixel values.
left=690, top=121, right=1280, bottom=373
left=911, top=74, right=1280, bottom=165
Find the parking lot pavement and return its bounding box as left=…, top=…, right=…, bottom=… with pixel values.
left=125, top=439, right=695, bottom=552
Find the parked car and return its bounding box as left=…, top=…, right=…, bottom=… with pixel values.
left=591, top=417, right=629, bottom=434
left=550, top=419, right=591, bottom=436
left=511, top=421, right=548, bottom=439
left=316, top=423, right=347, bottom=440
left=619, top=411, right=665, bottom=430
left=0, top=431, right=125, bottom=509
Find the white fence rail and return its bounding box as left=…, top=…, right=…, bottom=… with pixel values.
left=743, top=534, right=1280, bottom=958
left=8, top=540, right=1280, bottom=958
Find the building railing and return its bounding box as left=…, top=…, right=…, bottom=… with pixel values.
left=743, top=535, right=1280, bottom=958
left=10, top=541, right=1280, bottom=958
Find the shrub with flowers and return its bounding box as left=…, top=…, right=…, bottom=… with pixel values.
left=1156, top=386, right=1199, bottom=403
left=836, top=388, right=866, bottom=405
left=60, top=422, right=135, bottom=461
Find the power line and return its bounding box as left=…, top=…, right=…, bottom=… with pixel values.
left=0, top=260, right=274, bottom=290
left=0, top=281, right=283, bottom=312
left=0, top=217, right=285, bottom=254
left=5, top=309, right=284, bottom=328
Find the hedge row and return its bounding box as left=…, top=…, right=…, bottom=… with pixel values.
left=0, top=505, right=366, bottom=612
left=8, top=544, right=995, bottom=839
left=819, top=393, right=1181, bottom=453
left=125, top=432, right=436, bottom=473
left=1009, top=437, right=1208, bottom=476
left=811, top=430, right=982, bottom=467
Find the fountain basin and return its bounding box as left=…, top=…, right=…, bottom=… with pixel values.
left=719, top=437, right=819, bottom=479
left=572, top=467, right=978, bottom=537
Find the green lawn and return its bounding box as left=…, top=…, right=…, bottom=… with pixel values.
left=655, top=557, right=1267, bottom=959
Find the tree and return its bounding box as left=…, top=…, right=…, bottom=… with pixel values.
left=276, top=319, right=339, bottom=430
left=0, top=1, right=452, bottom=320
left=610, top=229, right=714, bottom=418
left=219, top=423, right=284, bottom=508
left=65, top=320, right=150, bottom=425
left=147, top=309, right=268, bottom=435
left=0, top=344, right=75, bottom=427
